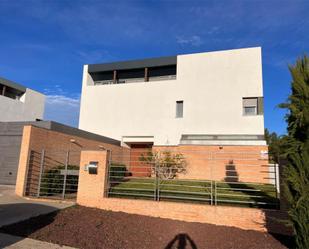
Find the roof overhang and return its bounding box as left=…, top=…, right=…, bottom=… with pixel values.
left=0, top=77, right=26, bottom=93
left=88, top=56, right=177, bottom=73
left=122, top=136, right=154, bottom=145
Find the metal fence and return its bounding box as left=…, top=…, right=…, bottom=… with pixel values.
left=106, top=149, right=280, bottom=209
left=108, top=163, right=213, bottom=204
left=25, top=149, right=80, bottom=200
left=23, top=148, right=280, bottom=208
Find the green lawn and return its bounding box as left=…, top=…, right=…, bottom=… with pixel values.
left=108, top=177, right=279, bottom=209
left=215, top=181, right=279, bottom=208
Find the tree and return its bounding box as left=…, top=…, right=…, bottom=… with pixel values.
left=139, top=150, right=187, bottom=179
left=279, top=55, right=309, bottom=249
left=264, top=128, right=290, bottom=163
left=280, top=55, right=309, bottom=147
left=283, top=149, right=309, bottom=248
left=265, top=128, right=282, bottom=163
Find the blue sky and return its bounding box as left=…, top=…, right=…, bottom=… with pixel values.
left=0, top=0, right=308, bottom=135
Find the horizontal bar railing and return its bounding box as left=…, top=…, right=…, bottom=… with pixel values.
left=107, top=163, right=213, bottom=204
left=25, top=149, right=80, bottom=200
left=106, top=150, right=278, bottom=209
left=25, top=149, right=278, bottom=208
left=214, top=181, right=278, bottom=208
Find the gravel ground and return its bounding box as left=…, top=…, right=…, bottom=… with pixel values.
left=0, top=205, right=292, bottom=249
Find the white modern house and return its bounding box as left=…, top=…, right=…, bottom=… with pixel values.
left=0, top=77, right=45, bottom=122
left=79, top=47, right=266, bottom=148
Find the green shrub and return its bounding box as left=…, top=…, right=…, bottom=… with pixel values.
left=109, top=163, right=127, bottom=182
left=39, top=165, right=79, bottom=196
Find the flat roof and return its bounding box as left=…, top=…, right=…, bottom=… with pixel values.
left=0, top=121, right=121, bottom=146
left=87, top=47, right=262, bottom=74
left=0, top=77, right=26, bottom=92
left=88, top=56, right=177, bottom=73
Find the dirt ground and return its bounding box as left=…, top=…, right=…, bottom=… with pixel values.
left=0, top=205, right=292, bottom=249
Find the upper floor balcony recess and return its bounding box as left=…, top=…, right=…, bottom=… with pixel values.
left=0, top=77, right=26, bottom=101
left=88, top=56, right=177, bottom=85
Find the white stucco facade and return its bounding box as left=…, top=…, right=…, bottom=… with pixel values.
left=79, top=47, right=266, bottom=146
left=0, top=88, right=45, bottom=122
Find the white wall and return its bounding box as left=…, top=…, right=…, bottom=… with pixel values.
left=79, top=47, right=265, bottom=146
left=0, top=88, right=45, bottom=122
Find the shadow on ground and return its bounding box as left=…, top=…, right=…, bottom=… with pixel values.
left=0, top=203, right=59, bottom=248
left=165, top=233, right=197, bottom=249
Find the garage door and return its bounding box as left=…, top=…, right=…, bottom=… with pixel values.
left=0, top=135, right=22, bottom=185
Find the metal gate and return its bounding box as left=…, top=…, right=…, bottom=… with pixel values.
left=25, top=149, right=80, bottom=200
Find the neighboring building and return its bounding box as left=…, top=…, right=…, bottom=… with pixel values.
left=0, top=77, right=45, bottom=122
left=79, top=47, right=266, bottom=148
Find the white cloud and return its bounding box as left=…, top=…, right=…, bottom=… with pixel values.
left=176, top=35, right=203, bottom=47
left=42, top=84, right=80, bottom=127
left=44, top=94, right=80, bottom=127
left=46, top=95, right=80, bottom=107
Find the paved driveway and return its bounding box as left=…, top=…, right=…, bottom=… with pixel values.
left=0, top=185, right=73, bottom=228
left=0, top=232, right=76, bottom=249
left=0, top=185, right=75, bottom=248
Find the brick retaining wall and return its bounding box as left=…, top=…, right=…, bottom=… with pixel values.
left=77, top=150, right=290, bottom=235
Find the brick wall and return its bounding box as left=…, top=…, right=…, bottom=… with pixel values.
left=77, top=150, right=108, bottom=201
left=80, top=197, right=289, bottom=233
left=15, top=125, right=127, bottom=196
left=25, top=125, right=123, bottom=154
left=77, top=150, right=289, bottom=235
left=153, top=145, right=269, bottom=183
left=108, top=144, right=269, bottom=184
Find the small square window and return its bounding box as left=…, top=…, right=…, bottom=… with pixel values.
left=176, top=101, right=183, bottom=118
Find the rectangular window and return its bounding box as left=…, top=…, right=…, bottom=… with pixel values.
left=176, top=101, right=183, bottom=118
left=244, top=106, right=257, bottom=115
left=243, top=97, right=258, bottom=115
